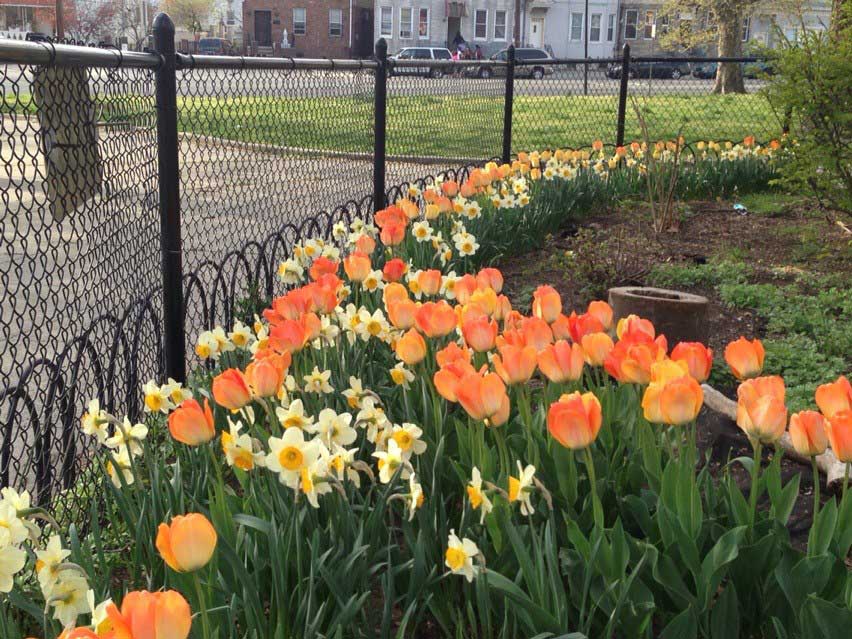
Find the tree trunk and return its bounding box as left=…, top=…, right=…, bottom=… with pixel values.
left=712, top=7, right=746, bottom=94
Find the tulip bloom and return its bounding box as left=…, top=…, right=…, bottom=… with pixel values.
left=456, top=371, right=508, bottom=423
left=815, top=375, right=852, bottom=420
left=825, top=410, right=852, bottom=463
left=550, top=313, right=571, bottom=340
left=441, top=180, right=459, bottom=197
left=415, top=301, right=457, bottom=338
left=531, top=285, right=562, bottom=323
left=604, top=338, right=667, bottom=385
left=168, top=398, right=215, bottom=446
left=382, top=258, right=407, bottom=283
left=642, top=362, right=704, bottom=425
left=383, top=282, right=409, bottom=305
left=788, top=410, right=828, bottom=458
left=581, top=332, right=614, bottom=367
left=387, top=299, right=418, bottom=330
left=568, top=311, right=605, bottom=344
left=435, top=342, right=471, bottom=368
left=268, top=318, right=307, bottom=354
left=547, top=392, right=602, bottom=449
left=110, top=590, right=192, bottom=639
left=308, top=257, right=338, bottom=281
left=462, top=316, right=498, bottom=352
left=616, top=314, right=656, bottom=342
left=156, top=513, right=218, bottom=573
left=586, top=300, right=613, bottom=330
left=493, top=344, right=537, bottom=385
left=537, top=340, right=584, bottom=383
left=670, top=342, right=713, bottom=382
left=245, top=353, right=289, bottom=398
left=519, top=317, right=553, bottom=352
left=434, top=360, right=475, bottom=403
left=380, top=221, right=406, bottom=246
left=724, top=337, right=765, bottom=380
left=417, top=269, right=443, bottom=296
left=354, top=234, right=376, bottom=255
left=453, top=274, right=478, bottom=305
left=736, top=376, right=787, bottom=444
left=212, top=369, right=252, bottom=410
left=395, top=328, right=427, bottom=365
left=343, top=252, right=372, bottom=282
left=475, top=267, right=503, bottom=293
left=60, top=629, right=99, bottom=639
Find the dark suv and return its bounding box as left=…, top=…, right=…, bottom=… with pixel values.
left=469, top=48, right=553, bottom=79
left=606, top=59, right=690, bottom=80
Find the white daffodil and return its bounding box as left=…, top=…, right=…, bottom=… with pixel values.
left=106, top=447, right=134, bottom=488
left=407, top=474, right=424, bottom=521
left=509, top=462, right=537, bottom=516
left=332, top=221, right=348, bottom=241
left=445, top=530, right=480, bottom=582
left=356, top=397, right=389, bottom=442
left=276, top=398, right=314, bottom=430
left=104, top=417, right=148, bottom=458
left=0, top=543, right=26, bottom=593
left=373, top=439, right=404, bottom=484
left=342, top=376, right=366, bottom=410
left=0, top=503, right=27, bottom=548
left=162, top=378, right=192, bottom=406
left=278, top=258, right=305, bottom=285
left=390, top=423, right=427, bottom=459
left=299, top=456, right=333, bottom=508
left=467, top=467, right=493, bottom=524
left=0, top=488, right=30, bottom=513
left=440, top=272, right=458, bottom=300
left=47, top=571, right=91, bottom=627
left=361, top=269, right=384, bottom=293
left=462, top=200, right=481, bottom=219
left=142, top=380, right=173, bottom=414
left=35, top=534, right=71, bottom=595
left=455, top=233, right=480, bottom=257
left=80, top=398, right=109, bottom=445
left=329, top=445, right=361, bottom=487
left=309, top=408, right=357, bottom=448
left=389, top=362, right=415, bottom=389
left=266, top=428, right=325, bottom=489
left=221, top=420, right=264, bottom=471
left=303, top=367, right=334, bottom=394
left=356, top=308, right=390, bottom=342
left=411, top=220, right=433, bottom=243
left=228, top=320, right=254, bottom=350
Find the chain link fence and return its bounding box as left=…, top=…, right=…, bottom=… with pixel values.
left=0, top=29, right=782, bottom=520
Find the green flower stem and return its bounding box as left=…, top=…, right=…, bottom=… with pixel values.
left=844, top=462, right=850, bottom=502
left=811, top=456, right=821, bottom=520
left=748, top=440, right=763, bottom=534
left=193, top=573, right=211, bottom=639
left=585, top=446, right=604, bottom=529
left=493, top=426, right=510, bottom=478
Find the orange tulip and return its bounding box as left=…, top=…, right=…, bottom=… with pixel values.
left=245, top=353, right=289, bottom=398
left=519, top=316, right=553, bottom=352
left=454, top=274, right=478, bottom=305
left=736, top=376, right=787, bottom=444
left=468, top=288, right=498, bottom=317
left=531, top=285, right=562, bottom=323
left=475, top=267, right=504, bottom=293
left=604, top=337, right=667, bottom=385
left=374, top=204, right=408, bottom=229
left=537, top=340, right=584, bottom=383
left=383, top=281, right=409, bottom=305
left=547, top=391, right=602, bottom=449
left=168, top=398, right=215, bottom=446
left=642, top=362, right=704, bottom=425
left=490, top=394, right=511, bottom=427
left=550, top=313, right=571, bottom=340
left=308, top=256, right=338, bottom=281
left=670, top=342, right=713, bottom=382
left=616, top=314, right=656, bottom=342
left=493, top=344, right=538, bottom=385
left=380, top=221, right=406, bottom=246
left=456, top=371, right=508, bottom=423
left=586, top=301, right=613, bottom=331
left=395, top=328, right=427, bottom=365
left=825, top=410, right=852, bottom=463
left=382, top=258, right=407, bottom=283
left=441, top=180, right=459, bottom=197
left=212, top=368, right=252, bottom=410
left=724, top=337, right=765, bottom=380
left=435, top=342, right=471, bottom=368
left=815, top=375, right=852, bottom=420
left=343, top=252, right=372, bottom=282
left=387, top=299, right=418, bottom=330
left=462, top=316, right=498, bottom=352
left=415, top=301, right=457, bottom=337
left=268, top=318, right=307, bottom=354
left=788, top=410, right=828, bottom=458
left=581, top=332, right=614, bottom=367
left=433, top=360, right=476, bottom=403
left=494, top=294, right=513, bottom=321
left=156, top=513, right=217, bottom=573
left=354, top=234, right=376, bottom=255
left=397, top=197, right=420, bottom=220
left=59, top=629, right=98, bottom=639
left=418, top=269, right=443, bottom=296
left=116, top=590, right=192, bottom=639
left=568, top=311, right=605, bottom=344
left=460, top=180, right=476, bottom=198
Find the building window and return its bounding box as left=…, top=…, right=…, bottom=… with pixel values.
left=293, top=8, right=306, bottom=35
left=494, top=10, right=507, bottom=40
left=643, top=11, right=655, bottom=39
left=658, top=15, right=669, bottom=36
left=606, top=14, right=615, bottom=41
left=418, top=8, right=429, bottom=38
left=624, top=9, right=638, bottom=39
left=329, top=9, right=343, bottom=37
left=399, top=7, right=412, bottom=38
left=1, top=6, right=34, bottom=30
left=741, top=16, right=751, bottom=41
left=379, top=6, right=392, bottom=37
left=474, top=9, right=487, bottom=39
left=570, top=12, right=583, bottom=41
left=589, top=14, right=601, bottom=42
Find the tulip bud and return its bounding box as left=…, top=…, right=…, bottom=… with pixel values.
left=156, top=513, right=218, bottom=573
left=168, top=399, right=215, bottom=446
left=547, top=392, right=602, bottom=449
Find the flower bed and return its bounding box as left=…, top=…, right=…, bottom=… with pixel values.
left=5, top=139, right=851, bottom=639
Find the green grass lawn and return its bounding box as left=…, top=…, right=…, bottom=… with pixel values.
left=4, top=91, right=781, bottom=158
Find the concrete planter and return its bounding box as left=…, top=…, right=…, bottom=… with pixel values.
left=608, top=286, right=709, bottom=346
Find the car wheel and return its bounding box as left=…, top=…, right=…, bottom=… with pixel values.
left=531, top=68, right=544, bottom=80
left=671, top=69, right=682, bottom=79
left=479, top=67, right=492, bottom=79
left=430, top=68, right=444, bottom=79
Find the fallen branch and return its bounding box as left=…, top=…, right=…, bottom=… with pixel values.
left=701, top=384, right=847, bottom=489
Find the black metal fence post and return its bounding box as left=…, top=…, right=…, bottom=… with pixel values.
left=153, top=13, right=186, bottom=383
left=502, top=44, right=516, bottom=164
left=373, top=38, right=388, bottom=212
left=615, top=43, right=630, bottom=148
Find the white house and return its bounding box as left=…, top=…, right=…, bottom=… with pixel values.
left=521, top=0, right=622, bottom=58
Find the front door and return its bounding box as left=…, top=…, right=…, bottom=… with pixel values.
left=529, top=18, right=544, bottom=48
left=447, top=17, right=461, bottom=49
left=254, top=10, right=272, bottom=47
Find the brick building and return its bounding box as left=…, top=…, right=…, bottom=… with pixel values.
left=0, top=0, right=55, bottom=39
left=243, top=0, right=375, bottom=57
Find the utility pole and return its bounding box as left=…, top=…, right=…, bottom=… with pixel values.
left=583, top=0, right=589, bottom=95
left=55, top=0, right=64, bottom=38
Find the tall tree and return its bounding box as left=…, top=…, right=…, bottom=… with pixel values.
left=161, top=0, right=216, bottom=35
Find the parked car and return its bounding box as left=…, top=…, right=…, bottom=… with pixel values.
left=468, top=48, right=554, bottom=80
left=692, top=62, right=717, bottom=79
left=389, top=47, right=453, bottom=78
left=606, top=59, right=690, bottom=80
left=198, top=38, right=233, bottom=55
left=25, top=32, right=51, bottom=42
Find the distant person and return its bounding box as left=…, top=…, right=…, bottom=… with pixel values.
left=474, top=45, right=483, bottom=60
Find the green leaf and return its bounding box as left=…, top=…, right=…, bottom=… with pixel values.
left=799, top=595, right=852, bottom=639
left=710, top=583, right=740, bottom=639
left=659, top=605, right=698, bottom=639
left=484, top=569, right=563, bottom=634
left=836, top=490, right=852, bottom=558
left=699, top=526, right=747, bottom=608
left=807, top=498, right=837, bottom=557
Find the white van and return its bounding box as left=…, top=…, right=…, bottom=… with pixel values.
left=389, top=47, right=453, bottom=78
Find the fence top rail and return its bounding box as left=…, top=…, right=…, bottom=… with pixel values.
left=516, top=55, right=764, bottom=66
left=177, top=53, right=379, bottom=71
left=390, top=59, right=506, bottom=68
left=0, top=37, right=160, bottom=68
